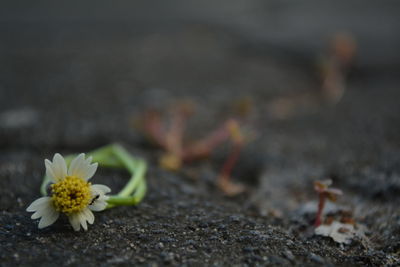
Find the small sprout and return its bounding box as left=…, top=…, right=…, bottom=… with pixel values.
left=139, top=101, right=249, bottom=195
left=312, top=179, right=369, bottom=245
left=314, top=179, right=343, bottom=227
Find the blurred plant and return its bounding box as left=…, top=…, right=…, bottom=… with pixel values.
left=313, top=179, right=343, bottom=227
left=320, top=32, right=357, bottom=104
left=312, top=180, right=369, bottom=245
left=140, top=101, right=248, bottom=196
left=267, top=32, right=357, bottom=119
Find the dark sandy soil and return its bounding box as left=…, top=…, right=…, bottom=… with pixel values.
left=1, top=1, right=400, bottom=266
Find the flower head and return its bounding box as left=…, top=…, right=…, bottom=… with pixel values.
left=27, top=153, right=111, bottom=231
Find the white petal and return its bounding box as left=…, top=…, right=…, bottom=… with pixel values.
left=68, top=153, right=85, bottom=176
left=89, top=199, right=108, bottom=211
left=88, top=184, right=110, bottom=212
left=27, top=197, right=59, bottom=229
left=26, top=197, right=52, bottom=212
left=52, top=153, right=68, bottom=179
left=45, top=159, right=57, bottom=182
left=83, top=163, right=98, bottom=180
left=31, top=199, right=54, bottom=219
left=38, top=209, right=59, bottom=229
left=68, top=213, right=81, bottom=231
left=68, top=153, right=98, bottom=181
left=83, top=208, right=95, bottom=224
left=78, top=211, right=88, bottom=231
left=45, top=153, right=67, bottom=182
left=28, top=197, right=53, bottom=218
left=91, top=184, right=111, bottom=194
left=31, top=212, right=42, bottom=220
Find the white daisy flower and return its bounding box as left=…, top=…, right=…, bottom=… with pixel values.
left=27, top=153, right=111, bottom=231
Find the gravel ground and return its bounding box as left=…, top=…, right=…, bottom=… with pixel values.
left=1, top=1, right=400, bottom=266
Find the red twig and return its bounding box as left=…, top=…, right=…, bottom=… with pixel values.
left=182, top=120, right=234, bottom=162
left=165, top=107, right=190, bottom=157
left=219, top=143, right=242, bottom=183
left=315, top=193, right=326, bottom=227
left=143, top=110, right=167, bottom=149
left=314, top=180, right=343, bottom=227
left=140, top=103, right=248, bottom=195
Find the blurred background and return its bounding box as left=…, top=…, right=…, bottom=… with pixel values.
left=2, top=0, right=400, bottom=208
left=1, top=0, right=400, bottom=265
left=1, top=0, right=399, bottom=145
left=1, top=0, right=400, bottom=205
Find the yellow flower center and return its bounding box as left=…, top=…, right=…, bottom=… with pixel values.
left=51, top=176, right=91, bottom=214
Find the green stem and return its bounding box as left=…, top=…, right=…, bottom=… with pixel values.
left=111, top=144, right=139, bottom=178
left=118, top=159, right=146, bottom=197
left=40, top=143, right=148, bottom=208
left=87, top=145, right=124, bottom=168
left=107, top=180, right=147, bottom=207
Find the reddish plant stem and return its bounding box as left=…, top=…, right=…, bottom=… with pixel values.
left=218, top=143, right=242, bottom=184
left=182, top=120, right=233, bottom=162
left=315, top=193, right=326, bottom=227
left=165, top=108, right=189, bottom=158
left=143, top=111, right=167, bottom=148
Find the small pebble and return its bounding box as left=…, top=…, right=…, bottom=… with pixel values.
left=309, top=253, right=325, bottom=264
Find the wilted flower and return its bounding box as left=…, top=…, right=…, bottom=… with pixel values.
left=27, top=153, right=111, bottom=231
